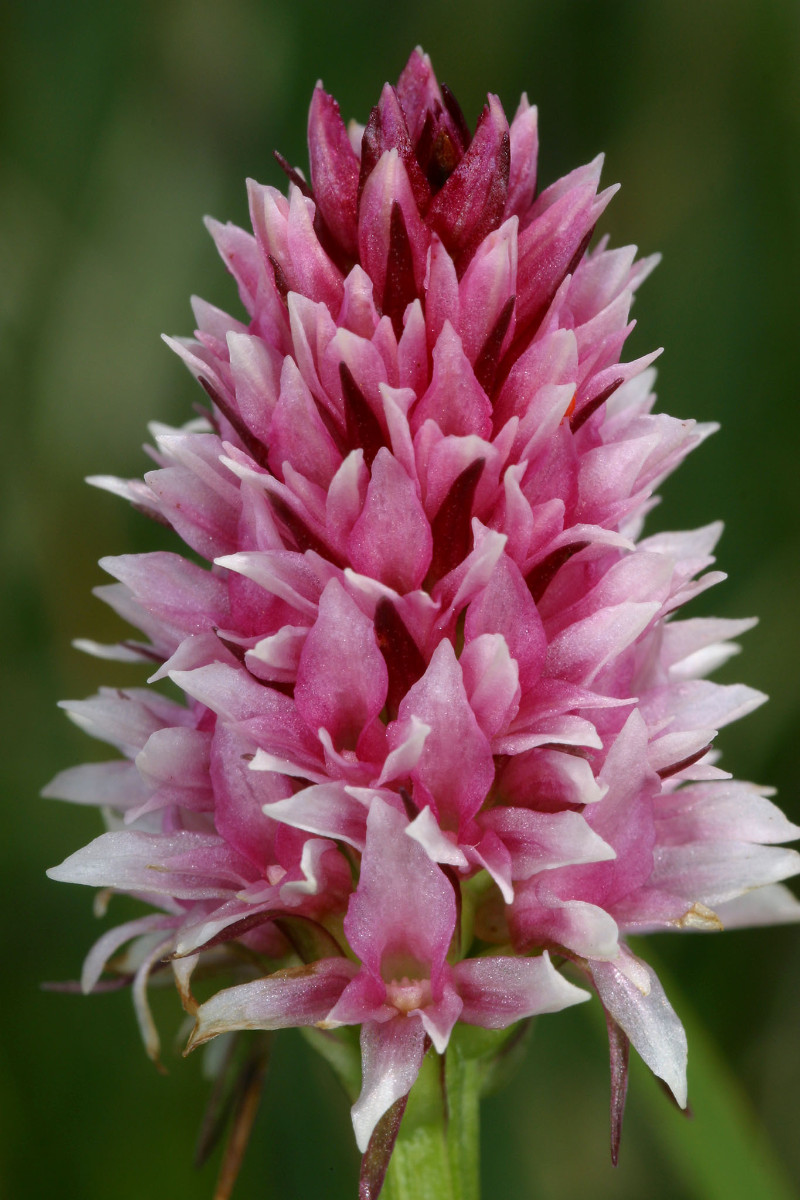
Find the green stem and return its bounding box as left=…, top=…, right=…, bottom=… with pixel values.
left=382, top=1043, right=481, bottom=1200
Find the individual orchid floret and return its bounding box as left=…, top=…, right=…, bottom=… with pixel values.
left=47, top=44, right=800, bottom=1197
left=185, top=798, right=589, bottom=1152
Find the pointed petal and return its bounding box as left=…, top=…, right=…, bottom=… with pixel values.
left=651, top=842, right=800, bottom=907
left=427, top=95, right=510, bottom=268
left=344, top=798, right=456, bottom=980
left=308, top=85, right=360, bottom=255
left=347, top=449, right=432, bottom=592
left=465, top=552, right=546, bottom=690
left=481, top=808, right=616, bottom=879
left=505, top=95, right=538, bottom=217
left=412, top=322, right=492, bottom=439
left=47, top=830, right=252, bottom=899
left=713, top=883, right=800, bottom=928
left=591, top=951, right=688, bottom=1108
left=394, top=639, right=494, bottom=830
left=294, top=578, right=388, bottom=750
left=405, top=806, right=469, bottom=869
left=80, top=915, right=175, bottom=995
left=459, top=633, right=520, bottom=739
left=454, top=949, right=589, bottom=1028
left=352, top=1017, right=427, bottom=1153
left=186, top=959, right=358, bottom=1050
left=606, top=1014, right=630, bottom=1166
left=262, top=782, right=371, bottom=849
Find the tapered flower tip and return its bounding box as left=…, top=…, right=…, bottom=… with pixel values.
left=592, top=951, right=688, bottom=1109
left=308, top=85, right=360, bottom=256
left=184, top=958, right=357, bottom=1053
left=454, top=950, right=589, bottom=1028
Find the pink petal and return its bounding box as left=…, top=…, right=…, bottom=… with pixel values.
left=358, top=150, right=429, bottom=306
left=412, top=322, right=493, bottom=439
left=375, top=714, right=430, bottom=786
left=58, top=688, right=191, bottom=757
left=81, top=915, right=176, bottom=995
left=394, top=640, right=495, bottom=830
left=262, top=782, right=372, bottom=849
left=338, top=265, right=380, bottom=337
left=347, top=448, right=432, bottom=592
left=651, top=842, right=800, bottom=906
left=459, top=633, right=520, bottom=739
left=545, top=602, right=660, bottom=685
left=497, top=747, right=607, bottom=810
left=424, top=235, right=460, bottom=349
left=591, top=950, right=688, bottom=1108
left=47, top=830, right=252, bottom=899
left=186, top=958, right=358, bottom=1050
left=344, top=798, right=456, bottom=982
left=458, top=217, right=518, bottom=365
left=42, top=760, right=148, bottom=810
left=294, top=577, right=388, bottom=750
left=655, top=781, right=800, bottom=846
left=210, top=723, right=289, bottom=870
left=351, top=1016, right=427, bottom=1153
left=308, top=85, right=360, bottom=256
left=464, top=552, right=546, bottom=690
left=505, top=95, right=539, bottom=218
left=427, top=95, right=510, bottom=268
left=269, top=356, right=342, bottom=488
left=405, top=806, right=469, bottom=869
left=511, top=885, right=620, bottom=960
left=418, top=980, right=462, bottom=1053
left=360, top=82, right=430, bottom=212
left=454, top=950, right=588, bottom=1028
left=326, top=449, right=369, bottom=549
left=481, top=808, right=615, bottom=879
left=203, top=217, right=262, bottom=314
left=99, top=552, right=230, bottom=634
left=395, top=48, right=442, bottom=144
left=227, top=331, right=281, bottom=444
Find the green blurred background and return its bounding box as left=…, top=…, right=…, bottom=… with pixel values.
left=2, top=1, right=799, bottom=1196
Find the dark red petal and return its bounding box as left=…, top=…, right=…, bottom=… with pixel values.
left=340, top=362, right=386, bottom=467
left=197, top=376, right=270, bottom=471
left=605, top=1012, right=630, bottom=1167
left=382, top=202, right=419, bottom=337
left=308, top=86, right=361, bottom=257
left=374, top=598, right=427, bottom=718
left=396, top=47, right=442, bottom=144
left=570, top=376, right=624, bottom=433
left=359, top=84, right=430, bottom=212
left=358, top=1094, right=409, bottom=1200
left=525, top=540, right=590, bottom=604
left=474, top=294, right=516, bottom=394
left=426, top=458, right=485, bottom=586
left=440, top=83, right=471, bottom=154
left=268, top=493, right=341, bottom=563
left=427, top=96, right=510, bottom=272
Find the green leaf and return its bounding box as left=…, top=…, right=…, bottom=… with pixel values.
left=382, top=1042, right=482, bottom=1200
left=629, top=958, right=796, bottom=1200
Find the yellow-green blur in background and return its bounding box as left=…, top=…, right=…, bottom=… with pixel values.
left=2, top=1, right=799, bottom=1197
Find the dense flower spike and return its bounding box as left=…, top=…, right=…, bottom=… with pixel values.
left=48, top=47, right=800, bottom=1182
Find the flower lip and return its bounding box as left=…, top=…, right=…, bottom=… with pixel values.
left=380, top=950, right=430, bottom=986
left=385, top=976, right=433, bottom=1013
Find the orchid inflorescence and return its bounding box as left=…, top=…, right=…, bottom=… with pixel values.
left=47, top=47, right=800, bottom=1195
